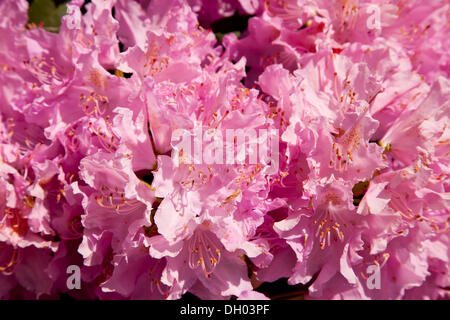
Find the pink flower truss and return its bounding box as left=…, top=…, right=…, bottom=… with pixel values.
left=0, top=0, right=448, bottom=300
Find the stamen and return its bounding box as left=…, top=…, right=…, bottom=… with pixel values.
left=0, top=245, right=18, bottom=274
left=188, top=228, right=221, bottom=278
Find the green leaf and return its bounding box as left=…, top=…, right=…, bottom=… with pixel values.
left=28, top=0, right=69, bottom=33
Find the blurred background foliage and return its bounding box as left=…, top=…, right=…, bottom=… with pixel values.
left=27, top=0, right=69, bottom=32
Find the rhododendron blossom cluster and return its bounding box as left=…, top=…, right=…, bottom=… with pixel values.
left=0, top=0, right=449, bottom=300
